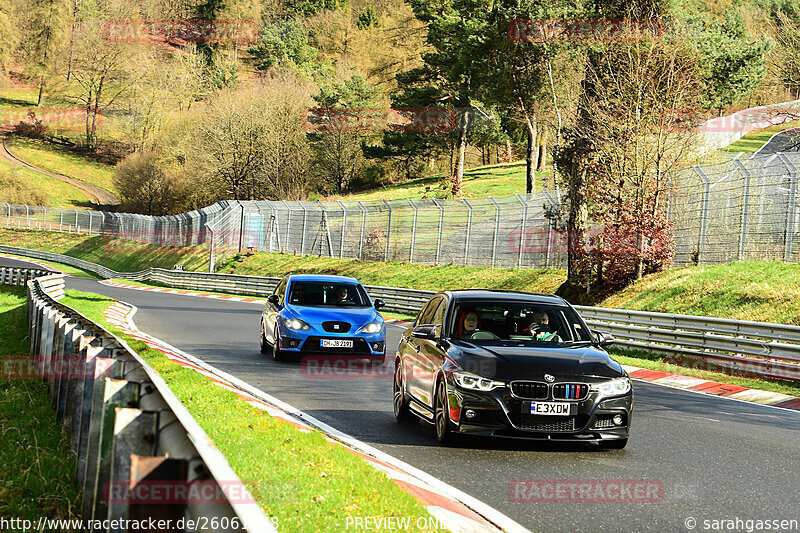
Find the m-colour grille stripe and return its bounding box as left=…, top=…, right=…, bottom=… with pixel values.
left=552, top=383, right=588, bottom=400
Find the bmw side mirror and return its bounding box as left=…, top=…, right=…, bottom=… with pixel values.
left=374, top=298, right=386, bottom=309
left=267, top=294, right=280, bottom=307
left=594, top=330, right=615, bottom=347
left=412, top=324, right=438, bottom=339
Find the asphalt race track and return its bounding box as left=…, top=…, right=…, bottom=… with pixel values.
left=753, top=128, right=800, bottom=155
left=6, top=261, right=799, bottom=532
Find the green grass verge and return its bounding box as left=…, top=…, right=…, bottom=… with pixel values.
left=609, top=347, right=800, bottom=397
left=6, top=137, right=118, bottom=195
left=721, top=120, right=800, bottom=153
left=329, top=161, right=553, bottom=201
left=60, top=289, right=442, bottom=531
left=0, top=286, right=81, bottom=521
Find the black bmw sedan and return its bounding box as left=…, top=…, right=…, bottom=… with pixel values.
left=393, top=290, right=632, bottom=448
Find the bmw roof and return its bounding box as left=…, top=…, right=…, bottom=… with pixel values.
left=443, top=289, right=568, bottom=306
left=286, top=273, right=361, bottom=283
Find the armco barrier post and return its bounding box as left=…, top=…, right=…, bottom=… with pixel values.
left=91, top=379, right=141, bottom=524
left=76, top=342, right=118, bottom=487
left=81, top=356, right=121, bottom=517
left=128, top=456, right=189, bottom=525
left=107, top=408, right=158, bottom=530
left=58, top=323, right=88, bottom=425
left=69, top=333, right=98, bottom=453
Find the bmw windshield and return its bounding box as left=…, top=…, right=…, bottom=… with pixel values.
left=288, top=281, right=371, bottom=308
left=447, top=301, right=594, bottom=345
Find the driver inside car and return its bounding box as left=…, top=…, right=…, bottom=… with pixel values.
left=528, top=310, right=557, bottom=341
left=454, top=307, right=481, bottom=338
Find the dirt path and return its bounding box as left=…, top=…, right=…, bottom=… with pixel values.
left=0, top=135, right=120, bottom=209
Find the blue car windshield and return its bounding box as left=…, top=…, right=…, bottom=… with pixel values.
left=288, top=281, right=370, bottom=307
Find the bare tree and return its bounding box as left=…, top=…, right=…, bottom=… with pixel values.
left=188, top=79, right=314, bottom=201
left=59, top=20, right=136, bottom=150
left=578, top=33, right=702, bottom=284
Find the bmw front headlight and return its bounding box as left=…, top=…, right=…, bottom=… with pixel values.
left=360, top=321, right=383, bottom=334
left=283, top=318, right=311, bottom=331
left=453, top=372, right=505, bottom=391
left=590, top=377, right=631, bottom=398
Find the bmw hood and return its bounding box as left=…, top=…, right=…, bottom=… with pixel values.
left=286, top=305, right=380, bottom=326
left=450, top=343, right=625, bottom=382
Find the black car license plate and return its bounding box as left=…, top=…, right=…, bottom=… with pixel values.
left=523, top=401, right=575, bottom=416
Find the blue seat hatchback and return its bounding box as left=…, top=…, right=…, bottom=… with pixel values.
left=260, top=274, right=386, bottom=361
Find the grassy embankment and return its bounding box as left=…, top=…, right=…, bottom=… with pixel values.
left=0, top=87, right=98, bottom=208
left=328, top=161, right=552, bottom=201
left=3, top=227, right=800, bottom=395
left=60, top=289, right=442, bottom=531
left=6, top=136, right=118, bottom=195
left=0, top=286, right=81, bottom=522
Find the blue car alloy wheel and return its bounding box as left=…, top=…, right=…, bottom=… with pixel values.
left=261, top=274, right=387, bottom=362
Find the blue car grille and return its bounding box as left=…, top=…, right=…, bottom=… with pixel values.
left=300, top=337, right=372, bottom=354
left=322, top=321, right=351, bottom=333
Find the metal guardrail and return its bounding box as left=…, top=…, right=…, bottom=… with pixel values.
left=0, top=266, right=52, bottom=288
left=0, top=246, right=434, bottom=314
left=3, top=245, right=800, bottom=381
left=574, top=306, right=800, bottom=381
left=14, top=273, right=274, bottom=532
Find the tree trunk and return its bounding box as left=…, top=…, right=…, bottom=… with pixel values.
left=567, top=160, right=588, bottom=282
left=537, top=130, right=547, bottom=171
left=525, top=116, right=537, bottom=194
left=506, top=138, right=513, bottom=162
left=37, top=78, right=45, bottom=106
left=452, top=110, right=470, bottom=197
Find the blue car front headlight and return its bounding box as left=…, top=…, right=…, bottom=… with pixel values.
left=360, top=321, right=383, bottom=334
left=283, top=318, right=311, bottom=331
